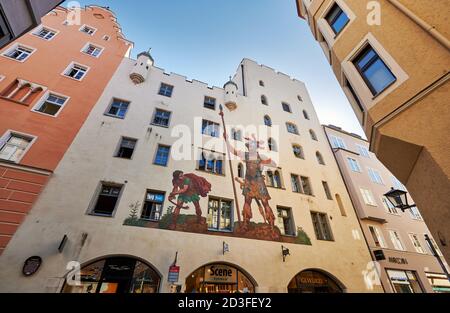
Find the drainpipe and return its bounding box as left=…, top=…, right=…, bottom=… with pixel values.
left=386, top=0, right=450, bottom=51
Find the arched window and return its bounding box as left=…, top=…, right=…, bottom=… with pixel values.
left=63, top=256, right=161, bottom=293
left=264, top=115, right=272, bottom=127
left=292, top=144, right=304, bottom=159
left=303, top=110, right=310, bottom=120
left=268, top=138, right=277, bottom=152
left=286, top=122, right=299, bottom=135
left=288, top=270, right=344, bottom=293
left=237, top=163, right=244, bottom=178
left=261, top=95, right=268, bottom=105
left=316, top=152, right=325, bottom=165
left=336, top=194, right=346, bottom=216
left=310, top=129, right=318, bottom=141
left=259, top=80, right=265, bottom=87
left=267, top=171, right=275, bottom=187
left=274, top=171, right=282, bottom=188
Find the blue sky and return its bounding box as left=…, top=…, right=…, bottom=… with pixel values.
left=64, top=0, right=364, bottom=136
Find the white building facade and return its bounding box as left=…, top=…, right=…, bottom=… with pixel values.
left=0, top=56, right=381, bottom=293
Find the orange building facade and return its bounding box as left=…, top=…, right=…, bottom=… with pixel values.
left=0, top=5, right=132, bottom=254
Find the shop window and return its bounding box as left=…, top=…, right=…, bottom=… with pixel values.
left=141, top=191, right=165, bottom=221
left=63, top=257, right=160, bottom=293
left=288, top=270, right=343, bottom=293
left=387, top=270, right=423, bottom=293
left=207, top=197, right=233, bottom=232
left=91, top=183, right=123, bottom=217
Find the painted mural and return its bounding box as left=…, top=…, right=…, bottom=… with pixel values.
left=123, top=109, right=311, bottom=246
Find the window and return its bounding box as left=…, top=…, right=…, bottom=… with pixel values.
left=152, top=109, right=171, bottom=127
left=310, top=130, right=318, bottom=141
left=286, top=123, right=299, bottom=135
left=264, top=115, right=272, bottom=127
left=330, top=135, right=346, bottom=149
left=277, top=207, right=295, bottom=236
left=357, top=145, right=370, bottom=158
left=293, top=175, right=314, bottom=195
left=82, top=43, right=103, bottom=57
left=409, top=234, right=425, bottom=254
left=426, top=237, right=443, bottom=257
left=368, top=225, right=386, bottom=248
left=0, top=131, right=34, bottom=163
left=387, top=270, right=423, bottom=293
left=335, top=194, right=346, bottom=216
left=409, top=207, right=423, bottom=220
left=106, top=98, right=129, bottom=119
left=33, top=93, right=68, bottom=116
left=360, top=188, right=377, bottom=206
left=316, top=152, right=325, bottom=165
left=297, top=95, right=303, bottom=102
left=231, top=129, right=242, bottom=141
left=291, top=174, right=301, bottom=193
left=282, top=102, right=291, bottom=113
left=141, top=191, right=165, bottom=221
left=268, top=138, right=277, bottom=152
left=389, top=230, right=405, bottom=251
left=322, top=181, right=332, bottom=200
left=154, top=145, right=170, bottom=166
left=368, top=168, right=384, bottom=184
left=33, top=27, right=57, bottom=40
left=3, top=44, right=34, bottom=61
left=259, top=80, right=265, bottom=87
left=201, top=120, right=220, bottom=137
left=198, top=153, right=224, bottom=175
left=115, top=137, right=137, bottom=159
left=344, top=77, right=365, bottom=119
left=382, top=196, right=399, bottom=215
left=303, top=110, right=310, bottom=120
left=273, top=171, right=282, bottom=188
left=91, top=184, right=122, bottom=216
left=207, top=198, right=233, bottom=231
left=80, top=25, right=96, bottom=35
left=261, top=95, right=268, bottom=105
left=64, top=63, right=88, bottom=80
left=292, top=145, right=304, bottom=159
left=353, top=45, right=396, bottom=96
left=325, top=3, right=349, bottom=35
left=103, top=35, right=110, bottom=41
left=158, top=83, right=173, bottom=97
left=311, top=212, right=333, bottom=241
left=347, top=157, right=361, bottom=172
left=237, top=163, right=244, bottom=178
left=203, top=96, right=216, bottom=110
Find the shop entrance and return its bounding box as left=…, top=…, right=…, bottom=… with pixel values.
left=288, top=269, right=344, bottom=293
left=185, top=263, right=256, bottom=293
left=63, top=256, right=161, bottom=293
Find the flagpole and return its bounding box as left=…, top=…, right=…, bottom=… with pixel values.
left=219, top=105, right=242, bottom=224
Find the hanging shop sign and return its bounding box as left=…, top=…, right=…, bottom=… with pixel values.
left=22, top=256, right=42, bottom=277
left=388, top=257, right=408, bottom=265
left=204, top=264, right=237, bottom=284
left=168, top=265, right=180, bottom=283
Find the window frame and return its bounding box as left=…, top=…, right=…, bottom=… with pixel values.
left=409, top=233, right=426, bottom=254
left=153, top=144, right=171, bottom=167
left=81, top=42, right=105, bottom=58
left=360, top=188, right=377, bottom=207
left=368, top=225, right=387, bottom=248
left=62, top=62, right=90, bottom=81
left=104, top=98, right=130, bottom=119
left=88, top=182, right=124, bottom=218
left=31, top=91, right=70, bottom=118
left=79, top=24, right=97, bottom=36
left=388, top=229, right=405, bottom=251
left=114, top=136, right=138, bottom=160
left=286, top=122, right=299, bottom=135
left=347, top=157, right=361, bottom=172
left=322, top=181, right=333, bottom=200
left=324, top=2, right=350, bottom=36
left=151, top=108, right=172, bottom=128
left=311, top=211, right=334, bottom=241
left=0, top=130, right=37, bottom=164
left=1, top=43, right=36, bottom=62
left=140, top=190, right=166, bottom=221
left=368, top=168, right=384, bottom=185
left=158, top=83, right=174, bottom=98
left=32, top=25, right=59, bottom=41
left=207, top=196, right=234, bottom=232
left=292, top=144, right=305, bottom=159
left=276, top=206, right=296, bottom=237
left=203, top=96, right=216, bottom=110
left=201, top=119, right=220, bottom=138
left=282, top=102, right=292, bottom=113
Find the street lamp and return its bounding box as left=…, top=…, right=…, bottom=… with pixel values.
left=384, top=188, right=416, bottom=212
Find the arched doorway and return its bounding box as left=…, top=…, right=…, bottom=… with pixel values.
left=185, top=263, right=256, bottom=294
left=63, top=256, right=161, bottom=293
left=288, top=269, right=344, bottom=293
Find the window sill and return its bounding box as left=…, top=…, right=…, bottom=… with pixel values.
left=158, top=93, right=172, bottom=98
left=113, top=156, right=133, bottom=160
left=0, top=96, right=31, bottom=107
left=153, top=163, right=169, bottom=168
left=151, top=123, right=170, bottom=128
left=316, top=239, right=335, bottom=242
left=89, top=213, right=114, bottom=218
left=293, top=191, right=315, bottom=197
left=208, top=228, right=233, bottom=234
left=267, top=186, right=286, bottom=191
left=196, top=169, right=225, bottom=177
left=61, top=74, right=84, bottom=82
left=104, top=113, right=125, bottom=120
